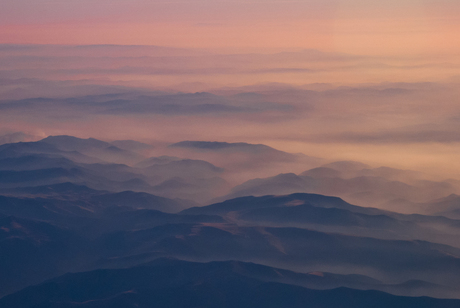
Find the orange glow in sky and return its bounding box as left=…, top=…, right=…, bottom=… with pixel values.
left=1, top=0, right=459, bottom=56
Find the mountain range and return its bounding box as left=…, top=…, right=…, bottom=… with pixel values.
left=2, top=135, right=460, bottom=306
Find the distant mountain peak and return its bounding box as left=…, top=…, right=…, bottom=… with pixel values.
left=322, top=161, right=370, bottom=172
left=169, top=141, right=300, bottom=162
left=170, top=140, right=272, bottom=151
left=42, top=135, right=96, bottom=141
left=40, top=135, right=113, bottom=149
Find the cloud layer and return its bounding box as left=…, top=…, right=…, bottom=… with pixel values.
left=1, top=44, right=460, bottom=178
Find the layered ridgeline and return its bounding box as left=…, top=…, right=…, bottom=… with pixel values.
left=2, top=136, right=460, bottom=306
left=1, top=135, right=459, bottom=210
left=222, top=163, right=459, bottom=213
left=2, top=259, right=460, bottom=308
left=0, top=136, right=229, bottom=203
left=2, top=192, right=460, bottom=305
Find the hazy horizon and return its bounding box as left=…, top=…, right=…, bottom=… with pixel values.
left=2, top=1, right=460, bottom=179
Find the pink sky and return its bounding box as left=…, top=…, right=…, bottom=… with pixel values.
left=1, top=1, right=460, bottom=178
left=1, top=0, right=459, bottom=56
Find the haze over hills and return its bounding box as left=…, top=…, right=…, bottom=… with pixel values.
left=0, top=136, right=234, bottom=203
left=110, top=140, right=154, bottom=153
left=167, top=140, right=323, bottom=183
left=224, top=162, right=458, bottom=212
left=3, top=135, right=456, bottom=208
left=2, top=136, right=460, bottom=305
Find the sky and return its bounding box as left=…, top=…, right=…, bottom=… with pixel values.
left=0, top=0, right=460, bottom=178
left=1, top=0, right=459, bottom=55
